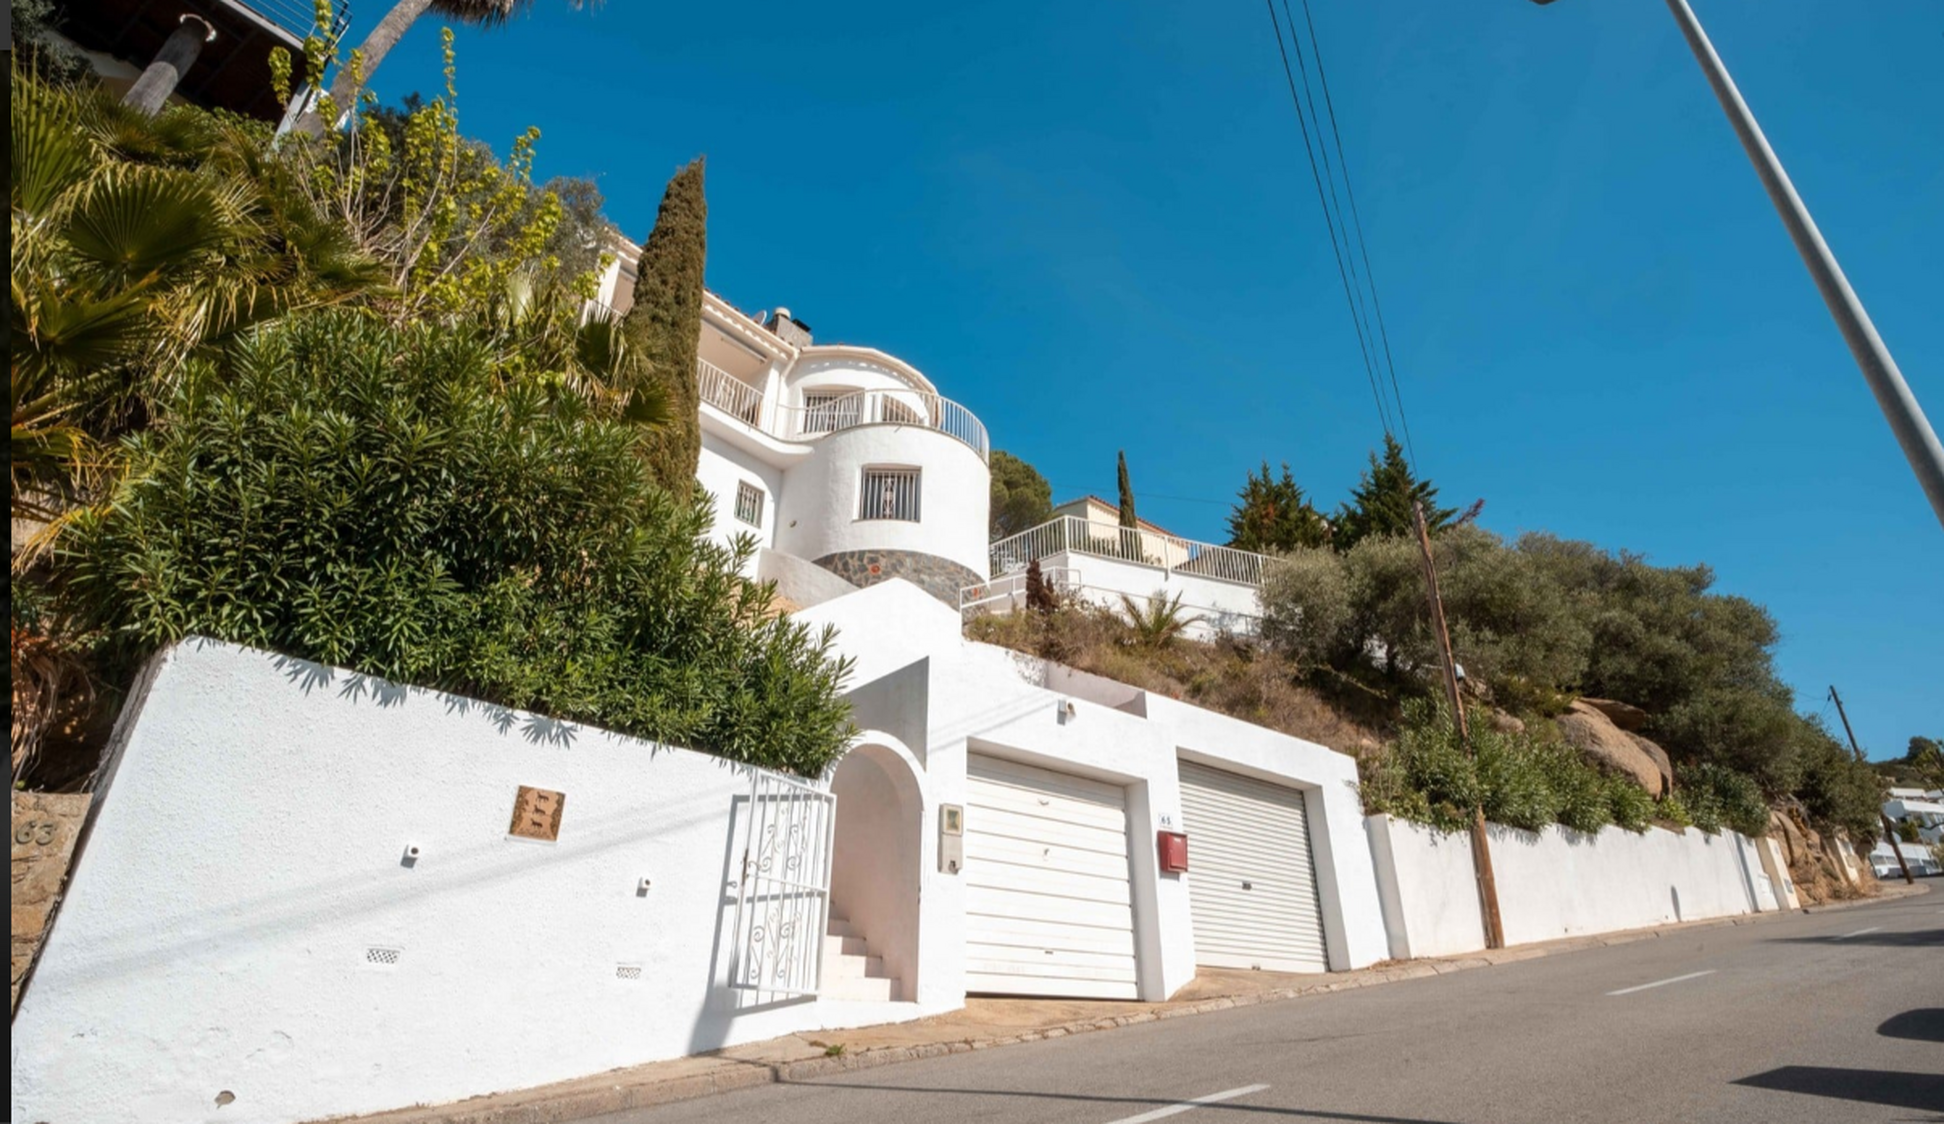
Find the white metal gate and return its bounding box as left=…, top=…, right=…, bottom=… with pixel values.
left=728, top=771, right=836, bottom=1001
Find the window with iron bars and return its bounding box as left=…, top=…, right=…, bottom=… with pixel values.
left=734, top=480, right=764, bottom=526
left=859, top=467, right=921, bottom=522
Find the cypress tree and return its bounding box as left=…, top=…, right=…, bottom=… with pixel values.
left=1227, top=461, right=1329, bottom=553
left=624, top=158, right=707, bottom=494
left=1333, top=434, right=1456, bottom=550
left=1117, top=450, right=1138, bottom=529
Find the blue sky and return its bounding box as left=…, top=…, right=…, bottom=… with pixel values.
left=363, top=1, right=1941, bottom=760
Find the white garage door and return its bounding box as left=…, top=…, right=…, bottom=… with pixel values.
left=964, top=755, right=1139, bottom=999
left=1178, top=760, right=1329, bottom=973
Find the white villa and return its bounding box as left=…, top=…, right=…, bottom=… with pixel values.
left=590, top=245, right=1278, bottom=634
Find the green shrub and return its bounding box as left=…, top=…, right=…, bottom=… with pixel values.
left=65, top=311, right=855, bottom=775
left=1605, top=775, right=1655, bottom=834
left=1538, top=741, right=1614, bottom=834
left=1679, top=763, right=1769, bottom=838
left=1474, top=726, right=1560, bottom=832
left=1656, top=790, right=1695, bottom=830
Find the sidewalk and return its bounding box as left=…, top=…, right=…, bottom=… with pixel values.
left=331, top=881, right=1929, bottom=1124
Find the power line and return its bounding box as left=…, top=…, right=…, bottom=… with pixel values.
left=1281, top=0, right=1388, bottom=436
left=1263, top=0, right=1394, bottom=440
left=1293, top=0, right=1419, bottom=470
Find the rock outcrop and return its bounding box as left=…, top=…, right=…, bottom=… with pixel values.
left=1557, top=700, right=1668, bottom=797
left=1577, top=697, right=1649, bottom=732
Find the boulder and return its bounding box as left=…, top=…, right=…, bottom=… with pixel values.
left=1486, top=710, right=1526, bottom=736
left=1625, top=731, right=1675, bottom=794
left=1577, top=697, right=1649, bottom=732
left=1557, top=700, right=1665, bottom=797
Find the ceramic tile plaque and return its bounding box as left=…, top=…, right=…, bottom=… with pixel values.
left=508, top=785, right=565, bottom=841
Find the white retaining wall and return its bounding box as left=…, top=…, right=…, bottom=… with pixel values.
left=1366, top=813, right=1780, bottom=959
left=10, top=640, right=948, bottom=1124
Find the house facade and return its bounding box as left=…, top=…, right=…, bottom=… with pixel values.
left=591, top=249, right=991, bottom=607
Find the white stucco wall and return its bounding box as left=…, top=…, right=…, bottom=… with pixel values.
left=1367, top=815, right=1774, bottom=957
left=10, top=640, right=949, bottom=1124
left=1032, top=551, right=1263, bottom=639
left=773, top=426, right=990, bottom=580
left=698, top=432, right=784, bottom=558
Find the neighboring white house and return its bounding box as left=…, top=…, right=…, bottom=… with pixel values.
left=972, top=495, right=1272, bottom=639
left=1871, top=787, right=1944, bottom=879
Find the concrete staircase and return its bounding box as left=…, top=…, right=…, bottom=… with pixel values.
left=822, top=916, right=902, bottom=1002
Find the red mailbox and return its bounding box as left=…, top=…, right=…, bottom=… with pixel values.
left=1157, top=830, right=1189, bottom=873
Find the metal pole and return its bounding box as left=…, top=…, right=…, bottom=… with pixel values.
left=1664, top=0, right=1944, bottom=530
left=1413, top=502, right=1506, bottom=949
left=1828, top=686, right=1913, bottom=885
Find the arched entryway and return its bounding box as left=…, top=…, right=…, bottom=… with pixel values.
left=826, top=740, right=923, bottom=1003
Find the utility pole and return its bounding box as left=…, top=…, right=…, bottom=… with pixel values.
left=1532, top=0, right=1944, bottom=529
left=1413, top=501, right=1506, bottom=948
left=1828, top=686, right=1913, bottom=885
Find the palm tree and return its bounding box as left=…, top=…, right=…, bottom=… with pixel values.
left=11, top=61, right=378, bottom=548
left=307, top=0, right=588, bottom=134
left=1119, top=591, right=1202, bottom=649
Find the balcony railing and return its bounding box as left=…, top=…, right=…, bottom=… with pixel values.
left=698, top=359, right=764, bottom=427
left=988, top=516, right=1269, bottom=587
left=241, top=0, right=352, bottom=43
left=697, top=367, right=989, bottom=463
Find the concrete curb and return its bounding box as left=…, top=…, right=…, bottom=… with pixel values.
left=329, top=881, right=1929, bottom=1124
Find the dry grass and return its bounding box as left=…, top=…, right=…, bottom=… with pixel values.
left=964, top=605, right=1384, bottom=757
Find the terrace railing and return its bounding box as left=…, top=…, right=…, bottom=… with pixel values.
left=988, top=517, right=1269, bottom=587
left=698, top=359, right=764, bottom=427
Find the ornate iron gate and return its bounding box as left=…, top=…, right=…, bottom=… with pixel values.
left=728, top=770, right=835, bottom=1000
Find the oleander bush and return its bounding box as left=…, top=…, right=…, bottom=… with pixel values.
left=63, top=311, right=855, bottom=775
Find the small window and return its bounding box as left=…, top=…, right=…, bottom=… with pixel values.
left=860, top=467, right=921, bottom=522
left=734, top=480, right=764, bottom=527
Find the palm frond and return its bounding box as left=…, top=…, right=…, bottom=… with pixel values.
left=11, top=57, right=99, bottom=219
left=62, top=167, right=235, bottom=284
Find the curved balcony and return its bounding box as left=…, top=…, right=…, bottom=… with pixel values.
left=698, top=360, right=989, bottom=463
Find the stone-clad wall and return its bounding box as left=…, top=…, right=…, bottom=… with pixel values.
left=12, top=791, right=91, bottom=1012
left=814, top=549, right=981, bottom=607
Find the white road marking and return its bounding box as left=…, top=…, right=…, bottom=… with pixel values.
left=1606, top=970, right=1716, bottom=997
left=1104, top=1084, right=1272, bottom=1124
left=1833, top=926, right=1883, bottom=940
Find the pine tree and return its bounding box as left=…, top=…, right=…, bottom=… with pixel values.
left=1117, top=450, right=1138, bottom=529
left=1333, top=434, right=1456, bottom=550
left=624, top=158, right=707, bottom=494
left=989, top=450, right=1053, bottom=540
left=1226, top=461, right=1328, bottom=553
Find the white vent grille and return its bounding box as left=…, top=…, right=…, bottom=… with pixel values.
left=859, top=467, right=921, bottom=522
left=615, top=963, right=643, bottom=981
left=365, top=946, right=402, bottom=966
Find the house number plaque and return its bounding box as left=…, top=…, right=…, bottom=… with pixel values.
left=508, top=786, right=566, bottom=841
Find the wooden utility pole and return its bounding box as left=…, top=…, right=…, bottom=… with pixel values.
left=1829, top=685, right=1913, bottom=885
left=1412, top=501, right=1506, bottom=948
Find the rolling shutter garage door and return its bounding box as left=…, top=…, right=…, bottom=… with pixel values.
left=1178, top=760, right=1329, bottom=973
left=964, top=755, right=1139, bottom=999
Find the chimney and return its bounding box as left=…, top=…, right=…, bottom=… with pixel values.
left=766, top=306, right=813, bottom=348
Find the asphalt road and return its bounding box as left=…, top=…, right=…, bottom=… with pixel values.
left=598, top=889, right=1942, bottom=1124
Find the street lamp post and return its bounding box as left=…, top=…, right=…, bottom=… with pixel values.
left=1535, top=0, right=1944, bottom=530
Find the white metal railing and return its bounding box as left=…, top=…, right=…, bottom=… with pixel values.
left=698, top=359, right=765, bottom=427
left=987, top=516, right=1269, bottom=587
left=775, top=388, right=989, bottom=462
left=690, top=367, right=989, bottom=464
left=959, top=566, right=1082, bottom=614
left=728, top=771, right=835, bottom=1002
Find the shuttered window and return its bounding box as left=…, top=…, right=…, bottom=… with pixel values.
left=734, top=481, right=764, bottom=526
left=859, top=467, right=921, bottom=522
